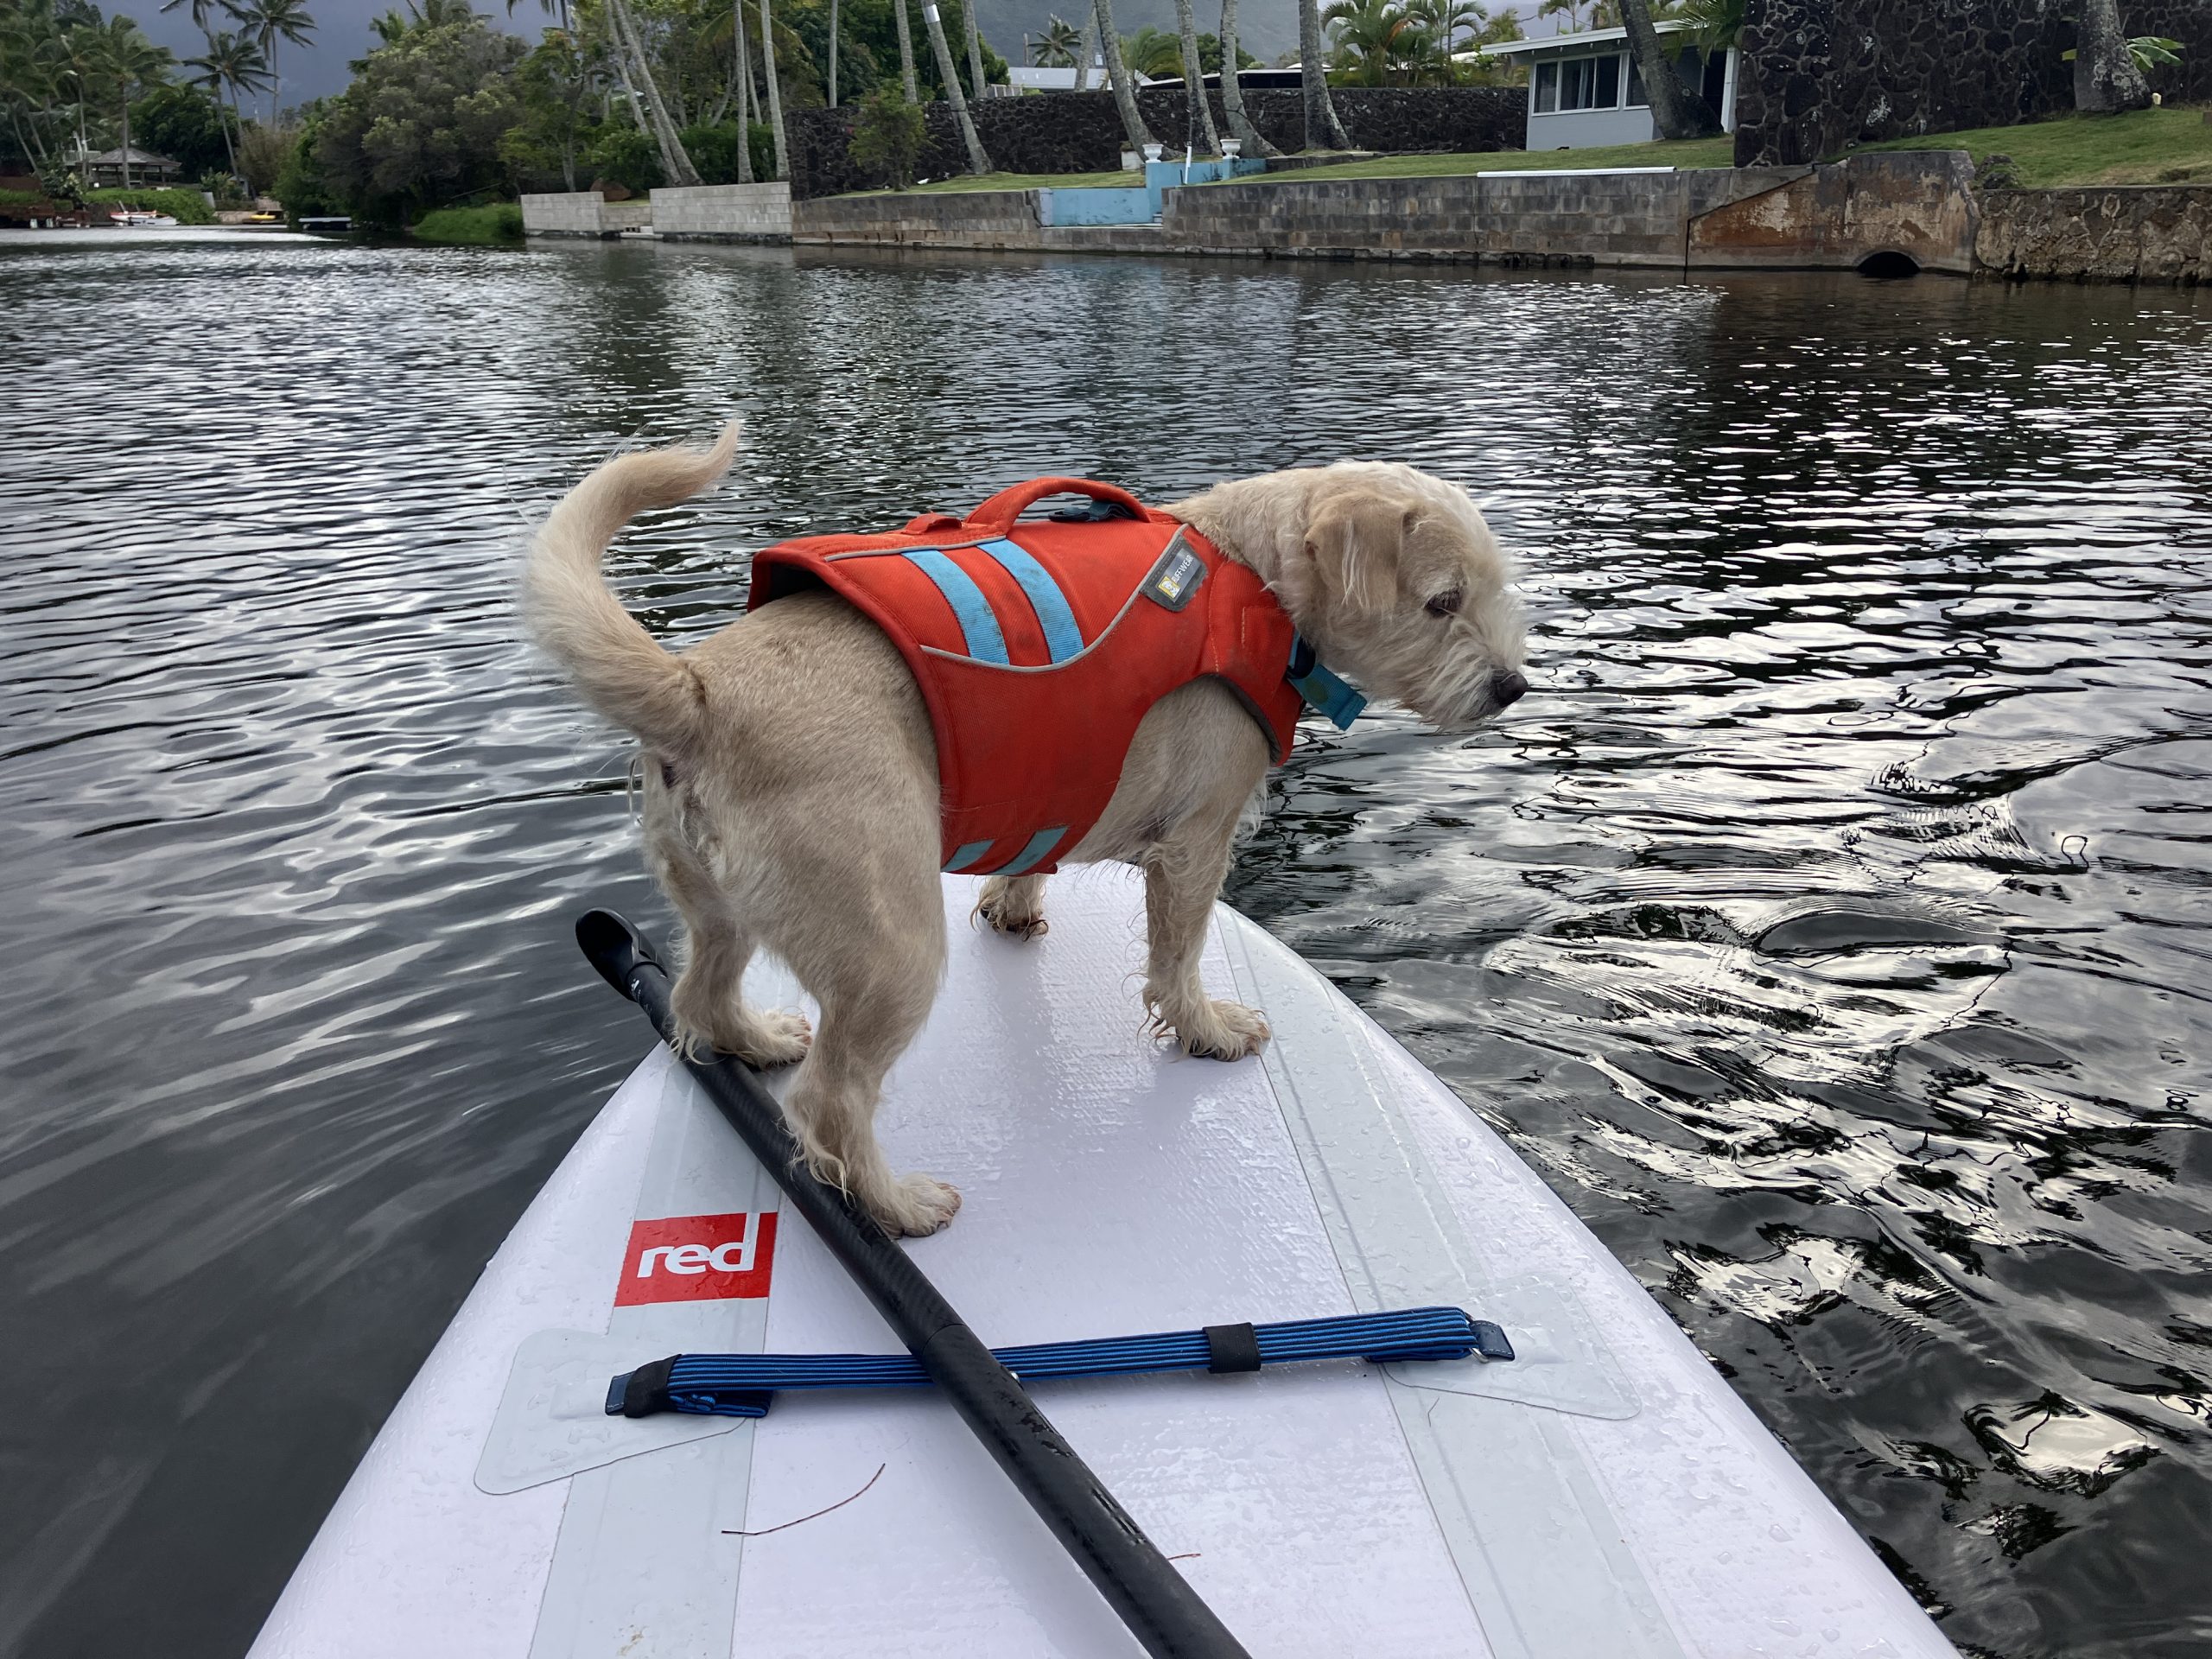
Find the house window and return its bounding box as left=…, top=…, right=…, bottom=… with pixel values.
left=1553, top=53, right=1622, bottom=111
left=1534, top=60, right=1558, bottom=113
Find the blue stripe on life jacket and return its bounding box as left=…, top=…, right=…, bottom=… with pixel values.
left=943, top=839, right=995, bottom=873
left=902, top=550, right=1009, bottom=665
left=997, top=826, right=1067, bottom=875
left=977, top=538, right=1084, bottom=664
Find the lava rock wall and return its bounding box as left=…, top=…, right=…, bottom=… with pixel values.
left=1734, top=0, right=2212, bottom=167
left=787, top=86, right=1526, bottom=199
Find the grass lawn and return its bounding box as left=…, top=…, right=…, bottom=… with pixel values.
left=411, top=202, right=524, bottom=245
left=1246, top=135, right=1737, bottom=182
left=846, top=168, right=1134, bottom=196
left=1855, top=105, right=2212, bottom=187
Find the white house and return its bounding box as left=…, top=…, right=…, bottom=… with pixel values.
left=1477, top=22, right=1737, bottom=149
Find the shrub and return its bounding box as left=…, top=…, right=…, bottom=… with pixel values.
left=848, top=89, right=925, bottom=189
left=677, top=120, right=776, bottom=186
left=200, top=169, right=248, bottom=207
left=411, top=200, right=524, bottom=244
left=583, top=124, right=662, bottom=194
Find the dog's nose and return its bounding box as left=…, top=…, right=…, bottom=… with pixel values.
left=1491, top=670, right=1529, bottom=708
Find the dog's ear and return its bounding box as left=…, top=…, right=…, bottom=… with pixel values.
left=1305, top=486, right=1414, bottom=613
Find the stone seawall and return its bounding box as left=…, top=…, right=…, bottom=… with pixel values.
left=1977, top=186, right=2211, bottom=283
left=651, top=181, right=792, bottom=242
left=518, top=192, right=653, bottom=238
left=792, top=156, right=1986, bottom=276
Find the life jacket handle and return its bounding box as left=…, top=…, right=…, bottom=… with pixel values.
left=963, top=476, right=1153, bottom=535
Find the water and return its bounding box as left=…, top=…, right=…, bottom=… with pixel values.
left=2, top=231, right=2208, bottom=1658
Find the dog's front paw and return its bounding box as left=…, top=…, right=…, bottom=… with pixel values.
left=873, top=1173, right=963, bottom=1237
left=735, top=1009, right=812, bottom=1069
left=1163, top=998, right=1272, bottom=1062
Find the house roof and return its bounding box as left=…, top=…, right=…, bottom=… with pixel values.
left=1478, top=19, right=1695, bottom=58
left=67, top=145, right=181, bottom=167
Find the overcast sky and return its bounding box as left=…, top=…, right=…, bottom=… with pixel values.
left=108, top=0, right=1552, bottom=112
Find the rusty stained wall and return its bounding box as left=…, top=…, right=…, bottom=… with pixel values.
left=1689, top=151, right=1982, bottom=273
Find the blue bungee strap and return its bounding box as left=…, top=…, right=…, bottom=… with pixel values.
left=607, top=1306, right=1512, bottom=1420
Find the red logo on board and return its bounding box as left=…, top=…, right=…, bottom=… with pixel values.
left=614, top=1211, right=778, bottom=1306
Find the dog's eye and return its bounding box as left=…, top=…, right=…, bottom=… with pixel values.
left=1425, top=592, right=1462, bottom=619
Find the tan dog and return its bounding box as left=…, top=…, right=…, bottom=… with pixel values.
left=525, top=427, right=1527, bottom=1236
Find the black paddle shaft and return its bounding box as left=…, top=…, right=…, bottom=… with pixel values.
left=575, top=910, right=1253, bottom=1659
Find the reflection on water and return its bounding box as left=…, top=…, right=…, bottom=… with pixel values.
left=1, top=236, right=2207, bottom=1658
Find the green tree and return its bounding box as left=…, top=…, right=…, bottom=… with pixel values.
left=844, top=79, right=917, bottom=182
left=236, top=111, right=290, bottom=188
left=130, top=78, right=231, bottom=174
left=1118, top=23, right=1177, bottom=78
left=181, top=28, right=270, bottom=173
left=1323, top=0, right=1415, bottom=86
left=79, top=16, right=172, bottom=184
left=1032, top=12, right=1077, bottom=66
left=231, top=0, right=316, bottom=118
left=313, top=13, right=524, bottom=220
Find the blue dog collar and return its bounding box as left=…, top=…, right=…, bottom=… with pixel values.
left=1287, top=635, right=1367, bottom=731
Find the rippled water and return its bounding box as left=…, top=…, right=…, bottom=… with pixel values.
left=2, top=231, right=2209, bottom=1658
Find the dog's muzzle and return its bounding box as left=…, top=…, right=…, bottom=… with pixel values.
left=1491, top=670, right=1529, bottom=709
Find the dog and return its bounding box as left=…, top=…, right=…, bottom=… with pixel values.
left=524, top=427, right=1527, bottom=1236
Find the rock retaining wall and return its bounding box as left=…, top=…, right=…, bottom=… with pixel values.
left=787, top=87, right=1524, bottom=200
left=1735, top=0, right=2212, bottom=167
left=1976, top=185, right=2211, bottom=282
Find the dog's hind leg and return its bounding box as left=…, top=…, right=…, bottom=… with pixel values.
left=645, top=806, right=811, bottom=1067
left=976, top=873, right=1048, bottom=939
left=779, top=880, right=959, bottom=1237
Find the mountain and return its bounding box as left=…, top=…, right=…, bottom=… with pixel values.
left=971, top=0, right=1300, bottom=67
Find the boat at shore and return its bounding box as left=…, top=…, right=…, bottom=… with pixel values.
left=106, top=209, right=178, bottom=228
left=251, top=867, right=1956, bottom=1657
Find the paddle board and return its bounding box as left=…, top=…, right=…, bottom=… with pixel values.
left=250, top=864, right=1955, bottom=1658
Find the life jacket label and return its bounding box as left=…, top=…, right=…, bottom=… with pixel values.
left=1141, top=534, right=1206, bottom=613
left=614, top=1211, right=779, bottom=1306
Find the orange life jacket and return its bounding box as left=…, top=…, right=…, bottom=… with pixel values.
left=747, top=477, right=1363, bottom=876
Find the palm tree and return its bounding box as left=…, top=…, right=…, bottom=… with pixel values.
left=756, top=0, right=787, bottom=177
left=1215, top=0, right=1274, bottom=155
left=1402, top=0, right=1478, bottom=82
left=1071, top=6, right=1096, bottom=87
left=1324, top=0, right=1414, bottom=85
left=2073, top=0, right=2152, bottom=112
left=1091, top=0, right=1155, bottom=151
left=1169, top=0, right=1217, bottom=152
left=1618, top=0, right=1717, bottom=137
left=919, top=0, right=991, bottom=171
left=182, top=28, right=268, bottom=174
left=228, top=0, right=315, bottom=121
left=1120, top=24, right=1180, bottom=78
left=1033, top=14, right=1080, bottom=66
left=961, top=0, right=986, bottom=103
left=826, top=0, right=838, bottom=105
left=604, top=0, right=702, bottom=183
left=1297, top=0, right=1349, bottom=148
left=79, top=16, right=170, bottom=186
left=893, top=0, right=917, bottom=100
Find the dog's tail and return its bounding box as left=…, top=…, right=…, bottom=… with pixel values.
left=522, top=423, right=740, bottom=755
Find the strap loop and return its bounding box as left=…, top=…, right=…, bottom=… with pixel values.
left=1203, top=1323, right=1263, bottom=1374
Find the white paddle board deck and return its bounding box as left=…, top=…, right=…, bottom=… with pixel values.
left=251, top=865, right=1953, bottom=1659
